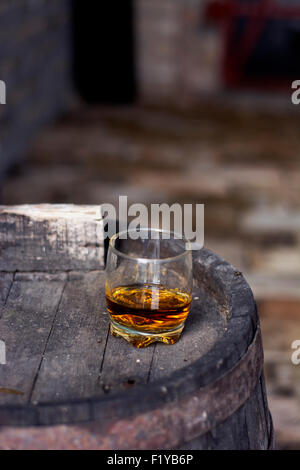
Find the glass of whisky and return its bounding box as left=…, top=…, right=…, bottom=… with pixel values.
left=105, top=228, right=193, bottom=348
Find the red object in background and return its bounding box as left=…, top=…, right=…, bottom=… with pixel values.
left=204, top=0, right=300, bottom=89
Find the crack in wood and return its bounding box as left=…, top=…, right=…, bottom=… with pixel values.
left=98, top=324, right=110, bottom=383
left=146, top=343, right=157, bottom=384
left=28, top=277, right=68, bottom=404
left=0, top=272, right=15, bottom=321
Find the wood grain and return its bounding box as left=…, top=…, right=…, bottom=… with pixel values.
left=31, top=271, right=109, bottom=403
left=0, top=205, right=104, bottom=271
left=0, top=273, right=226, bottom=406
left=0, top=272, right=13, bottom=312
left=0, top=272, right=66, bottom=405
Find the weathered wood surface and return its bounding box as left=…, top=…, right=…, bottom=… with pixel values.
left=0, top=205, right=273, bottom=449
left=0, top=205, right=104, bottom=271
left=0, top=273, right=13, bottom=309
left=0, top=272, right=224, bottom=410
left=0, top=272, right=66, bottom=406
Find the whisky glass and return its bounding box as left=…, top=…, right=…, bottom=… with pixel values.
left=105, top=228, right=193, bottom=348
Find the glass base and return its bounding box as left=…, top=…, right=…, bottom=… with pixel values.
left=110, top=320, right=185, bottom=348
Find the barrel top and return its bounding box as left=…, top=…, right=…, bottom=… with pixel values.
left=0, top=205, right=256, bottom=427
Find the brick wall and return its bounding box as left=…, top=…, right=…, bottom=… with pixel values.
left=0, top=0, right=73, bottom=177
left=134, top=0, right=223, bottom=104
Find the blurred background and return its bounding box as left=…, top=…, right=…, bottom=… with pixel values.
left=0, top=0, right=300, bottom=449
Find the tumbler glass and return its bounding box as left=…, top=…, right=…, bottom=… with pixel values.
left=105, top=228, right=193, bottom=348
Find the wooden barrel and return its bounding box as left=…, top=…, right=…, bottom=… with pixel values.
left=0, top=205, right=274, bottom=450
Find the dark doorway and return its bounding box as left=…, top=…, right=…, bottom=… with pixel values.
left=72, top=1, right=136, bottom=104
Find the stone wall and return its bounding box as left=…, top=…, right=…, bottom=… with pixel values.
left=0, top=0, right=73, bottom=176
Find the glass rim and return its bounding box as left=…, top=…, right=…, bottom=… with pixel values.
left=108, top=227, right=192, bottom=263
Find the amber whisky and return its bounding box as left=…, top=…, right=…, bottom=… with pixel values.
left=106, top=284, right=191, bottom=345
